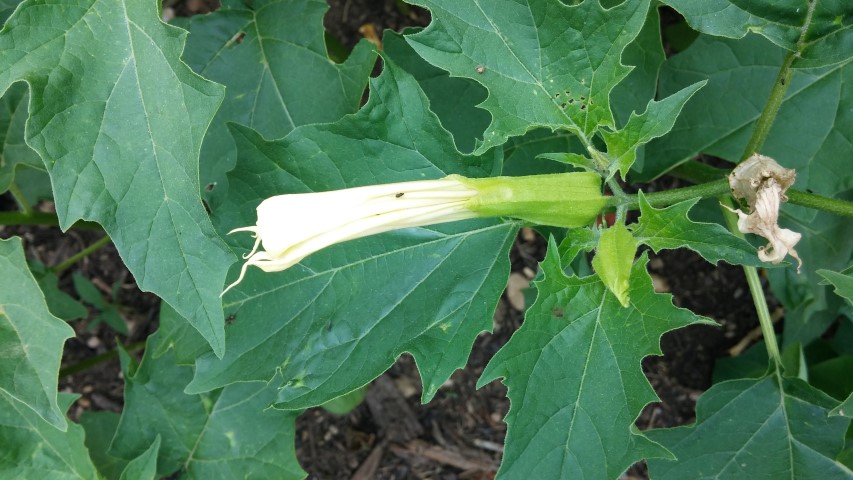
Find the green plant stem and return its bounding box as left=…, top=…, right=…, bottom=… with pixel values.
left=740, top=52, right=795, bottom=161
left=670, top=160, right=853, bottom=218
left=606, top=178, right=731, bottom=210
left=785, top=190, right=853, bottom=218
left=0, top=210, right=102, bottom=229
left=720, top=197, right=782, bottom=366
left=719, top=3, right=819, bottom=366
left=7, top=182, right=32, bottom=215
left=59, top=341, right=145, bottom=378
left=51, top=235, right=112, bottom=275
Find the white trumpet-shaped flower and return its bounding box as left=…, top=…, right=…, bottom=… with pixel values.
left=223, top=172, right=606, bottom=294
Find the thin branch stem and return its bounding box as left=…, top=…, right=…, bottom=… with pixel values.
left=668, top=160, right=853, bottom=218
left=740, top=52, right=795, bottom=161
left=720, top=197, right=782, bottom=365
left=740, top=0, right=816, bottom=160
left=59, top=341, right=146, bottom=378
left=607, top=178, right=731, bottom=210
left=7, top=182, right=32, bottom=215
left=722, top=0, right=817, bottom=366
left=51, top=235, right=112, bottom=275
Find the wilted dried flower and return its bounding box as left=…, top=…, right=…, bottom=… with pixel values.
left=725, top=154, right=802, bottom=271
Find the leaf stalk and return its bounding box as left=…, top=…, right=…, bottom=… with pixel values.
left=51, top=235, right=112, bottom=275
left=59, top=341, right=145, bottom=378
left=8, top=182, right=32, bottom=215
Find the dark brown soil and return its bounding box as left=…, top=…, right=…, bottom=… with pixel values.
left=0, top=1, right=777, bottom=479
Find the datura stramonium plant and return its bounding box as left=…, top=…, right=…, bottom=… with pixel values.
left=223, top=172, right=607, bottom=294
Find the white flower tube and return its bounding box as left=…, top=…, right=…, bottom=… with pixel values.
left=223, top=172, right=606, bottom=294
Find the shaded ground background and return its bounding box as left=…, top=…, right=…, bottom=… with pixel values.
left=0, top=1, right=781, bottom=478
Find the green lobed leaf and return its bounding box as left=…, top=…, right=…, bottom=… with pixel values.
left=818, top=267, right=853, bottom=307
left=383, top=29, right=490, bottom=154
left=0, top=0, right=234, bottom=356
left=647, top=374, right=853, bottom=479
left=662, top=0, right=853, bottom=68
left=0, top=392, right=99, bottom=479
left=631, top=191, right=773, bottom=267
left=0, top=82, right=41, bottom=194
left=118, top=436, right=160, bottom=480
left=602, top=81, right=705, bottom=177
left=186, top=57, right=517, bottom=408
left=637, top=34, right=852, bottom=196
left=609, top=5, right=667, bottom=129
left=405, top=0, right=652, bottom=153
left=478, top=244, right=712, bottom=479
left=184, top=0, right=377, bottom=204
left=591, top=223, right=638, bottom=306
left=0, top=236, right=74, bottom=431
left=79, top=411, right=128, bottom=480
left=109, top=331, right=304, bottom=479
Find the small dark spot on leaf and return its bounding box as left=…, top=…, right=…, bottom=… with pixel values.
left=568, top=98, right=574, bottom=104
left=555, top=92, right=561, bottom=98
left=395, top=192, right=404, bottom=198
left=202, top=200, right=211, bottom=214
left=205, top=182, right=216, bottom=191
left=551, top=306, right=564, bottom=318
left=235, top=32, right=246, bottom=44
left=560, top=102, right=567, bottom=109
left=580, top=104, right=586, bottom=110
left=226, top=314, right=236, bottom=324
left=580, top=96, right=585, bottom=101
left=780, top=78, right=785, bottom=85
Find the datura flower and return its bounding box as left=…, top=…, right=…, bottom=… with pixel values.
left=223, top=172, right=606, bottom=294
left=724, top=154, right=802, bottom=271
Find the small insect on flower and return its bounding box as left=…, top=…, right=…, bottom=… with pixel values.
left=222, top=172, right=607, bottom=295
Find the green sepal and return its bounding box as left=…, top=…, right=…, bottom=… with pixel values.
left=455, top=172, right=607, bottom=228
